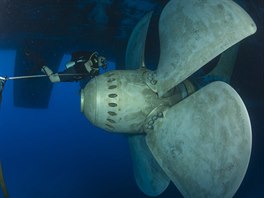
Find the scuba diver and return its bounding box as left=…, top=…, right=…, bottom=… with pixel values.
left=0, top=51, right=106, bottom=103
left=41, top=51, right=107, bottom=83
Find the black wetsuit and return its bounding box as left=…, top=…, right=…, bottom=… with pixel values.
left=58, top=51, right=100, bottom=82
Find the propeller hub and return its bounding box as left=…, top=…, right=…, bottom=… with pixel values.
left=81, top=69, right=194, bottom=133
left=81, top=69, right=161, bottom=133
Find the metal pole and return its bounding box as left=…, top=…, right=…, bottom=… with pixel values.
left=3, top=73, right=88, bottom=81
left=7, top=74, right=47, bottom=80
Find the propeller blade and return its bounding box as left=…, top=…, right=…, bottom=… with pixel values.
left=146, top=81, right=252, bottom=197
left=128, top=135, right=170, bottom=196
left=156, top=0, right=256, bottom=96
left=125, top=12, right=153, bottom=69
left=208, top=44, right=240, bottom=83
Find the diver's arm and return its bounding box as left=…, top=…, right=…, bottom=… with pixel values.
left=42, top=65, right=87, bottom=83
left=57, top=66, right=85, bottom=82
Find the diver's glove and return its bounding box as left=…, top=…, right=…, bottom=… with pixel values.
left=0, top=76, right=7, bottom=81
left=41, top=66, right=60, bottom=83
left=41, top=66, right=54, bottom=76
left=0, top=76, right=7, bottom=88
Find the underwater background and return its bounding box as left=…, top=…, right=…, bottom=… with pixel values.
left=0, top=0, right=263, bottom=198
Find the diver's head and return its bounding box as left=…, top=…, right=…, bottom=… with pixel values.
left=98, top=56, right=107, bottom=69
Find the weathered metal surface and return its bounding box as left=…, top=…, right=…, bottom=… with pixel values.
left=125, top=12, right=153, bottom=70
left=156, top=0, right=256, bottom=96
left=81, top=69, right=162, bottom=133
left=146, top=81, right=252, bottom=197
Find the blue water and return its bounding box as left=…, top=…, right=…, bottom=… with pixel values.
left=0, top=49, right=263, bottom=198
left=0, top=51, right=137, bottom=198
